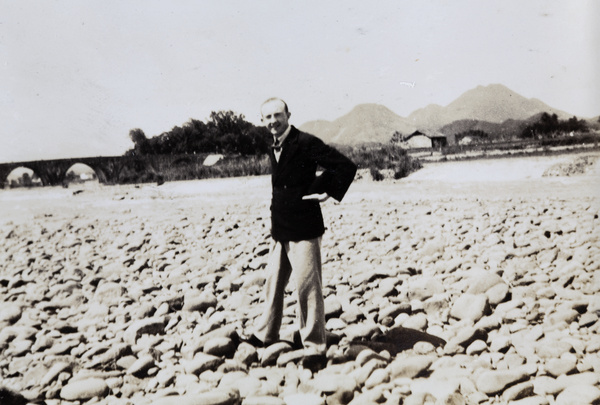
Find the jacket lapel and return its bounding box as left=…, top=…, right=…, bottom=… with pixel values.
left=273, top=126, right=300, bottom=183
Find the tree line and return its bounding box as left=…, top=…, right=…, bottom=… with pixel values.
left=521, top=113, right=589, bottom=139
left=126, top=111, right=271, bottom=157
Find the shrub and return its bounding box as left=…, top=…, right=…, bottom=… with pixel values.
left=347, top=144, right=422, bottom=179
left=370, top=167, right=384, bottom=181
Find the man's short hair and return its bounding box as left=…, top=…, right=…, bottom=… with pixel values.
left=262, top=97, right=289, bottom=114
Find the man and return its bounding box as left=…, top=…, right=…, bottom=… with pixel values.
left=246, top=97, right=357, bottom=371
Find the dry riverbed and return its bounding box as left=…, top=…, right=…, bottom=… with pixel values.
left=1, top=153, right=599, bottom=405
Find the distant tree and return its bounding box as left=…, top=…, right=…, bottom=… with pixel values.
left=390, top=131, right=404, bottom=144
left=65, top=171, right=80, bottom=183
left=124, top=111, right=270, bottom=156
left=520, top=112, right=588, bottom=139
left=19, top=172, right=32, bottom=187
left=128, top=128, right=153, bottom=155
left=564, top=116, right=589, bottom=133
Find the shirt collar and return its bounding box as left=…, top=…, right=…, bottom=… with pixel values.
left=274, top=125, right=292, bottom=145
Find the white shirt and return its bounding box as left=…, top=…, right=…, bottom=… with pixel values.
left=273, top=125, right=291, bottom=162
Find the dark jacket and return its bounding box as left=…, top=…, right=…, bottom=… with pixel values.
left=269, top=126, right=357, bottom=241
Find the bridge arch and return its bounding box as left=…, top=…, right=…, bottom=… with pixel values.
left=3, top=166, right=43, bottom=188
left=64, top=163, right=99, bottom=185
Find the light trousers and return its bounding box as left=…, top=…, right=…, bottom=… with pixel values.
left=254, top=237, right=326, bottom=355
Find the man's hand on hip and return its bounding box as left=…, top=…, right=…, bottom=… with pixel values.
left=302, top=193, right=330, bottom=203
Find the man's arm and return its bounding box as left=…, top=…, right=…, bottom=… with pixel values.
left=305, top=135, right=357, bottom=202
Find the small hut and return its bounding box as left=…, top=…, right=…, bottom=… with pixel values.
left=398, top=130, right=452, bottom=149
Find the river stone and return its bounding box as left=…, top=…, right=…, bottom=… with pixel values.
left=182, top=324, right=239, bottom=358
left=284, top=393, right=325, bottom=405
left=502, top=381, right=534, bottom=402
left=534, top=339, right=573, bottom=359
left=276, top=349, right=305, bottom=367
left=545, top=355, right=577, bottom=377
left=93, top=281, right=125, bottom=306
left=402, top=313, right=428, bottom=331
left=60, top=378, right=109, bottom=400
left=545, top=308, right=579, bottom=326
left=409, top=378, right=462, bottom=402
left=40, top=361, right=72, bottom=386
left=489, top=334, right=511, bottom=353
left=509, top=396, right=551, bottom=405
left=466, top=339, right=487, bottom=355
left=579, top=312, right=598, bottom=327
left=553, top=372, right=600, bottom=393
left=486, top=282, right=510, bottom=305
left=243, top=396, right=286, bottom=405
left=151, top=389, right=241, bottom=405
left=476, top=369, right=529, bottom=395
left=389, top=355, right=434, bottom=379
left=554, top=384, right=600, bottom=405
left=309, top=371, right=357, bottom=397
left=380, top=303, right=411, bottom=321
left=352, top=358, right=388, bottom=385
left=355, top=348, right=389, bottom=367
left=342, top=322, right=381, bottom=341
left=450, top=294, right=489, bottom=322
left=340, top=304, right=363, bottom=324
left=219, top=373, right=263, bottom=397
left=532, top=376, right=561, bottom=396
left=127, top=355, right=155, bottom=377
left=204, top=337, right=236, bottom=357
left=326, top=318, right=347, bottom=330
left=408, top=277, right=445, bottom=301
left=325, top=296, right=343, bottom=319
left=183, top=353, right=224, bottom=375
left=234, top=342, right=258, bottom=366
left=124, top=317, right=166, bottom=345
left=466, top=271, right=505, bottom=295
left=448, top=326, right=488, bottom=349
left=261, top=342, right=293, bottom=366
left=364, top=368, right=390, bottom=389
left=0, top=304, right=22, bottom=324
left=183, top=291, right=217, bottom=312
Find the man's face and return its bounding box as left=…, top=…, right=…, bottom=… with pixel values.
left=261, top=100, right=291, bottom=138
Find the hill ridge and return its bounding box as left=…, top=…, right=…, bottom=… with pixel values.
left=300, top=83, right=576, bottom=145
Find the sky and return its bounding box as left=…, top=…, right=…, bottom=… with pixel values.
left=1, top=0, right=598, bottom=162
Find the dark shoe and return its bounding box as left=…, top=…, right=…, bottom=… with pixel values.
left=301, top=354, right=327, bottom=373
left=292, top=331, right=303, bottom=350
left=240, top=334, right=266, bottom=348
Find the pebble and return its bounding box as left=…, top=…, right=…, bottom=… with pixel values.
left=60, top=378, right=108, bottom=401
left=555, top=384, right=600, bottom=405
left=150, top=388, right=241, bottom=405
left=261, top=342, right=293, bottom=366
left=450, top=294, right=489, bottom=322
left=183, top=353, right=224, bottom=376
left=0, top=304, right=22, bottom=324
left=389, top=355, right=434, bottom=379
left=476, top=369, right=529, bottom=395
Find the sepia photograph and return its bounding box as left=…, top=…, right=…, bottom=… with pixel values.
left=1, top=1, right=599, bottom=404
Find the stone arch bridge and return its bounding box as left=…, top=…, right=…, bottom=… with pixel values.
left=0, top=154, right=206, bottom=187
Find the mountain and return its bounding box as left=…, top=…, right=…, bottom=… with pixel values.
left=407, top=84, right=571, bottom=130
left=299, top=104, right=416, bottom=145
left=299, top=84, right=577, bottom=145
